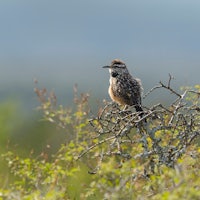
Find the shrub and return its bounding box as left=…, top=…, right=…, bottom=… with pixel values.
left=1, top=78, right=200, bottom=199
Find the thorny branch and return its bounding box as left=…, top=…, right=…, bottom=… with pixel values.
left=79, top=75, right=200, bottom=173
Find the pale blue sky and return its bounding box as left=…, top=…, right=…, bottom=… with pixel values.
left=0, top=0, right=199, bottom=107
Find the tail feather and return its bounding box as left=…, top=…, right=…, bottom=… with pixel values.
left=135, top=105, right=146, bottom=121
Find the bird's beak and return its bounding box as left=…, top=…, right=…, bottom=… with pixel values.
left=102, top=65, right=110, bottom=68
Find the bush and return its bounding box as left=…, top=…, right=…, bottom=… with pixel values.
left=1, top=78, right=200, bottom=199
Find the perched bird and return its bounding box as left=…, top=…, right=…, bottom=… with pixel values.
left=103, top=59, right=144, bottom=116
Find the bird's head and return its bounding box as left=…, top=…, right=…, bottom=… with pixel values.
left=103, top=59, right=129, bottom=77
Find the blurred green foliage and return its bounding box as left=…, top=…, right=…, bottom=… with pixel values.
left=0, top=84, right=199, bottom=199
left=0, top=101, right=20, bottom=150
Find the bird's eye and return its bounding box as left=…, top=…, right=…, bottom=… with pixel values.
left=111, top=72, right=118, bottom=77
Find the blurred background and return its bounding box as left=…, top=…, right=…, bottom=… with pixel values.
left=0, top=0, right=200, bottom=156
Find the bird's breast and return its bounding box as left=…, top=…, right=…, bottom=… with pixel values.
left=108, top=84, right=126, bottom=105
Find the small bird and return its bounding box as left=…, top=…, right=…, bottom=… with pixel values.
left=103, top=59, right=144, bottom=116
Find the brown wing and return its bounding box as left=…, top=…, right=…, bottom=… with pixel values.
left=116, top=74, right=142, bottom=107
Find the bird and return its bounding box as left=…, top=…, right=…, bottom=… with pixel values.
left=103, top=59, right=144, bottom=117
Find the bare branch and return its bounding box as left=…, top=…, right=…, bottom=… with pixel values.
left=66, top=75, right=200, bottom=173
left=77, top=135, right=116, bottom=159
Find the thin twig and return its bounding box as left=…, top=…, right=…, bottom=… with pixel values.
left=143, top=84, right=161, bottom=99
left=159, top=80, right=181, bottom=98
left=77, top=135, right=116, bottom=159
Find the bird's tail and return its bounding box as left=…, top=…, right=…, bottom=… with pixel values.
left=135, top=105, right=146, bottom=121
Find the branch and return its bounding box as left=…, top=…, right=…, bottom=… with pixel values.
left=77, top=135, right=116, bottom=160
